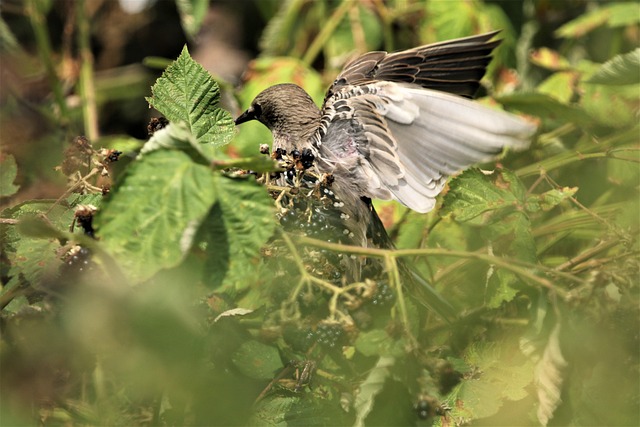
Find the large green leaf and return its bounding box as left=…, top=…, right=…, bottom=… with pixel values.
left=146, top=46, right=235, bottom=147
left=446, top=340, right=535, bottom=423
left=441, top=169, right=526, bottom=225
left=200, top=175, right=275, bottom=289
left=354, top=356, right=395, bottom=427
left=96, top=149, right=217, bottom=282
left=140, top=121, right=214, bottom=163
left=587, top=49, right=640, bottom=86
left=0, top=194, right=102, bottom=301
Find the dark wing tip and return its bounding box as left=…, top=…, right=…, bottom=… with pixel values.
left=327, top=31, right=504, bottom=101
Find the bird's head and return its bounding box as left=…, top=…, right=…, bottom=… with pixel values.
left=235, top=83, right=321, bottom=149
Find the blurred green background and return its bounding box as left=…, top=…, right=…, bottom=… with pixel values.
left=1, top=1, right=638, bottom=426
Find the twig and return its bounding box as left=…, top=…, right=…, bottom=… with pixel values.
left=555, top=239, right=620, bottom=272
left=296, top=235, right=573, bottom=297
left=76, top=0, right=99, bottom=140
left=302, top=0, right=353, bottom=66
left=26, top=0, right=69, bottom=123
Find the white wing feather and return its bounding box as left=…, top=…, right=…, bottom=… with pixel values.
left=316, top=82, right=536, bottom=213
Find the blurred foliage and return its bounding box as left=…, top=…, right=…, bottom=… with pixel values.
left=1, top=0, right=639, bottom=426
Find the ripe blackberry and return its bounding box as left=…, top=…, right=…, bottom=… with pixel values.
left=300, top=148, right=315, bottom=169
left=311, top=322, right=345, bottom=348
left=415, top=396, right=444, bottom=420
left=371, top=282, right=395, bottom=306
left=62, top=245, right=93, bottom=275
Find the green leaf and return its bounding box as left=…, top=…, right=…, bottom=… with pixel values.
left=529, top=187, right=578, bottom=213
left=447, top=340, right=535, bottom=422
left=231, top=340, right=283, bottom=380
left=587, top=49, right=640, bottom=86
left=485, top=269, right=519, bottom=308
left=1, top=197, right=96, bottom=256
left=146, top=46, right=234, bottom=148
left=175, top=0, right=210, bottom=40
left=581, top=82, right=639, bottom=128
left=535, top=323, right=567, bottom=426
left=96, top=150, right=217, bottom=282
left=0, top=196, right=97, bottom=292
left=497, top=92, right=593, bottom=126
left=355, top=330, right=404, bottom=358
left=140, top=122, right=214, bottom=163
left=537, top=72, right=578, bottom=103
left=200, top=175, right=275, bottom=289
left=354, top=356, right=395, bottom=427
left=0, top=153, right=19, bottom=197
left=441, top=169, right=526, bottom=225
left=17, top=215, right=67, bottom=239
left=530, top=48, right=571, bottom=71
left=251, top=396, right=301, bottom=427
left=555, top=3, right=640, bottom=38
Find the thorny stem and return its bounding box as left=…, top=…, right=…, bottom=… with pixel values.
left=296, top=235, right=573, bottom=298
left=45, top=167, right=101, bottom=215
left=543, top=173, right=623, bottom=238
left=280, top=230, right=355, bottom=321
left=555, top=239, right=621, bottom=272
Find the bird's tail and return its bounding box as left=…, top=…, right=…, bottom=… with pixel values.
left=367, top=201, right=457, bottom=322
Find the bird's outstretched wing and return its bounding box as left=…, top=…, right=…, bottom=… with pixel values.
left=327, top=31, right=501, bottom=99
left=312, top=32, right=537, bottom=213
left=313, top=82, right=535, bottom=213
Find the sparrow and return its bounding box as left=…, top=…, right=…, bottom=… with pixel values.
left=234, top=32, right=536, bottom=318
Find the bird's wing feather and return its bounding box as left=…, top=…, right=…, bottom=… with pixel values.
left=328, top=31, right=501, bottom=99
left=313, top=82, right=536, bottom=213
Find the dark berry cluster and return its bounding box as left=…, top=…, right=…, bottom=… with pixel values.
left=104, top=149, right=122, bottom=164
left=147, top=116, right=169, bottom=136
left=63, top=246, right=93, bottom=274
left=308, top=322, right=345, bottom=348
left=290, top=148, right=315, bottom=170
left=415, top=396, right=445, bottom=420
left=371, top=282, right=395, bottom=307
left=73, top=205, right=97, bottom=237
left=436, top=362, right=462, bottom=395
left=276, top=175, right=354, bottom=244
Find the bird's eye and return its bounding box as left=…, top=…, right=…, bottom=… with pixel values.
left=253, top=103, right=262, bottom=117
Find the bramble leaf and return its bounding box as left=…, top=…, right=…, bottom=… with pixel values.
left=587, top=49, right=640, bottom=86
left=146, top=46, right=234, bottom=148
left=96, top=148, right=217, bottom=282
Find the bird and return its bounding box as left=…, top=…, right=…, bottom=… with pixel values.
left=234, top=31, right=536, bottom=319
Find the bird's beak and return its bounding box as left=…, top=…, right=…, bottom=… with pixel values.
left=234, top=107, right=256, bottom=125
